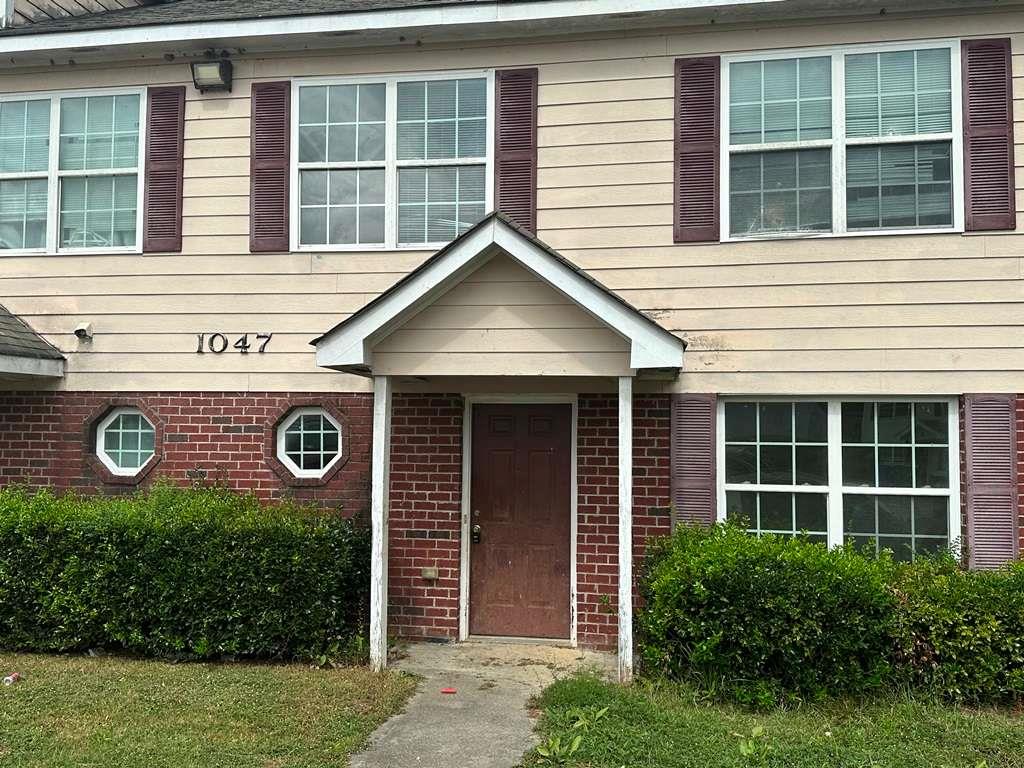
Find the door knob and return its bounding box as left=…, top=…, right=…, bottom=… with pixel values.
left=471, top=524, right=482, bottom=544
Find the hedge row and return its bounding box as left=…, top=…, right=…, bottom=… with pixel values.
left=0, top=483, right=369, bottom=661
left=638, top=524, right=1024, bottom=705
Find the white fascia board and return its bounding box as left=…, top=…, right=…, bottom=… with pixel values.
left=314, top=216, right=684, bottom=371
left=0, top=0, right=781, bottom=55
left=0, top=355, right=64, bottom=378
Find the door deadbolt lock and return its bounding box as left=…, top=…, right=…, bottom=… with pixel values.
left=471, top=524, right=482, bottom=544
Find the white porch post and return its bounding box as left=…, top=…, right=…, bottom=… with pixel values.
left=617, top=375, right=634, bottom=684
left=370, top=375, right=392, bottom=672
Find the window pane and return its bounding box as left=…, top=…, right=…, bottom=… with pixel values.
left=795, top=445, right=828, bottom=485
left=0, top=99, right=50, bottom=174
left=398, top=164, right=486, bottom=245
left=795, top=402, right=827, bottom=442
left=729, top=149, right=831, bottom=235
left=59, top=174, right=137, bottom=248
left=398, top=78, right=487, bottom=161
left=299, top=169, right=384, bottom=246
left=60, top=94, right=139, bottom=171
left=734, top=491, right=828, bottom=539
left=845, top=48, right=951, bottom=138
left=878, top=446, right=912, bottom=487
left=847, top=141, right=952, bottom=230
left=298, top=83, right=385, bottom=164
left=759, top=402, right=792, bottom=442
left=842, top=446, right=875, bottom=486
left=842, top=402, right=874, bottom=443
left=725, top=444, right=756, bottom=484
left=877, top=402, right=911, bottom=444
left=842, top=494, right=948, bottom=560
left=729, top=56, right=831, bottom=144
left=0, top=178, right=47, bottom=250
left=914, top=402, right=948, bottom=443
left=724, top=402, right=757, bottom=442
left=759, top=444, right=792, bottom=484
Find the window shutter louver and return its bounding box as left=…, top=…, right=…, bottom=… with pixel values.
left=142, top=86, right=185, bottom=252
left=670, top=394, right=717, bottom=526
left=674, top=57, right=720, bottom=243
left=964, top=394, right=1019, bottom=569
left=494, top=68, right=538, bottom=233
left=250, top=81, right=291, bottom=252
left=962, top=39, right=1016, bottom=232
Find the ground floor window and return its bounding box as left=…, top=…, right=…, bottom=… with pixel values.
left=717, top=398, right=959, bottom=560
left=95, top=407, right=155, bottom=476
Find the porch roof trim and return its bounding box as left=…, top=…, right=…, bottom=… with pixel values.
left=0, top=303, right=65, bottom=379
left=311, top=212, right=686, bottom=375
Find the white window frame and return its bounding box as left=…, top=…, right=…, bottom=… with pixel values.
left=95, top=406, right=156, bottom=477
left=289, top=69, right=495, bottom=252
left=720, top=39, right=963, bottom=243
left=716, top=396, right=961, bottom=557
left=0, top=86, right=146, bottom=257
left=276, top=406, right=344, bottom=479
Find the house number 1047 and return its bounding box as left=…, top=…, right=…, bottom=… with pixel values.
left=196, top=333, right=273, bottom=354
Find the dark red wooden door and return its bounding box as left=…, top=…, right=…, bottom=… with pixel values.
left=469, top=404, right=571, bottom=638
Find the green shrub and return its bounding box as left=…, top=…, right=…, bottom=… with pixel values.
left=637, top=523, right=1024, bottom=705
left=0, top=483, right=369, bottom=660
left=638, top=524, right=899, bottom=704
left=890, top=556, right=1024, bottom=703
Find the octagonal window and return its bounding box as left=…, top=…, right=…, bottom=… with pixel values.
left=96, top=407, right=156, bottom=476
left=277, top=407, right=342, bottom=478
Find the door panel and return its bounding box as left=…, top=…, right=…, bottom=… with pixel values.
left=469, top=403, right=572, bottom=638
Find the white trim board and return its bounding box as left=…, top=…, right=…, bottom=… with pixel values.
left=0, top=355, right=63, bottom=378
left=0, top=1, right=782, bottom=56
left=459, top=394, right=579, bottom=647
left=313, top=214, right=685, bottom=374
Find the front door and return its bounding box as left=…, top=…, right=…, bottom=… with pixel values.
left=469, top=403, right=572, bottom=638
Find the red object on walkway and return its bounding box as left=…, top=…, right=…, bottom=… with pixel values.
left=440, top=687, right=457, bottom=695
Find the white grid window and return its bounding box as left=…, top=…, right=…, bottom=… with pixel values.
left=722, top=40, right=962, bottom=240
left=0, top=89, right=144, bottom=254
left=292, top=72, right=493, bottom=251
left=276, top=407, right=343, bottom=479
left=718, top=398, right=960, bottom=561
left=96, top=408, right=155, bottom=476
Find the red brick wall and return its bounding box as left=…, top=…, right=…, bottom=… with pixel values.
left=0, top=391, right=372, bottom=513
left=386, top=394, right=463, bottom=641
left=0, top=389, right=673, bottom=649
left=577, top=394, right=672, bottom=650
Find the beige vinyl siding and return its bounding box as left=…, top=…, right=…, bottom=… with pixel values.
left=0, top=8, right=1022, bottom=392
left=371, top=255, right=630, bottom=377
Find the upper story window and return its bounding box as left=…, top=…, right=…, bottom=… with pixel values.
left=293, top=72, right=492, bottom=250
left=0, top=89, right=144, bottom=253
left=723, top=42, right=962, bottom=240
left=718, top=398, right=959, bottom=561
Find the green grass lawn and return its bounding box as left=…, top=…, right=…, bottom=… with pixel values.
left=525, top=674, right=1024, bottom=768
left=0, top=652, right=416, bottom=768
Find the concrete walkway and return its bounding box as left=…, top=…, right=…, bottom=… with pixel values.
left=350, top=640, right=616, bottom=768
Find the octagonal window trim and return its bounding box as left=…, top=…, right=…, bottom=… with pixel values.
left=276, top=406, right=344, bottom=479
left=95, top=406, right=157, bottom=477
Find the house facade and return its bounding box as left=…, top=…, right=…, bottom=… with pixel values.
left=0, top=0, right=1021, bottom=680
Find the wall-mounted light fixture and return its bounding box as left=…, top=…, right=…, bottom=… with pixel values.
left=191, top=59, right=233, bottom=94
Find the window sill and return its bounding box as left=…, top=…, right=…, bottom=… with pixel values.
left=721, top=226, right=963, bottom=244
left=294, top=242, right=454, bottom=253
left=0, top=246, right=142, bottom=257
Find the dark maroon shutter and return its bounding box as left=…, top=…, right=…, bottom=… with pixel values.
left=962, top=39, right=1016, bottom=232
left=142, top=86, right=185, bottom=252
left=250, top=81, right=291, bottom=253
left=494, top=68, right=538, bottom=233
left=964, top=394, right=1019, bottom=569
left=670, top=394, right=717, bottom=526
left=674, top=57, right=720, bottom=243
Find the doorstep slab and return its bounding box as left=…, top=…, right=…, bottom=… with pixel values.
left=350, top=640, right=615, bottom=768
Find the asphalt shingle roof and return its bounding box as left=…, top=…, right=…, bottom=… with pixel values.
left=0, top=0, right=490, bottom=36
left=0, top=305, right=64, bottom=361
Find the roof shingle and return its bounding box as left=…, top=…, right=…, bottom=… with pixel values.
left=0, top=305, right=64, bottom=361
